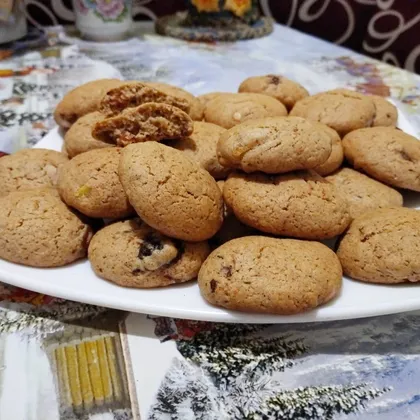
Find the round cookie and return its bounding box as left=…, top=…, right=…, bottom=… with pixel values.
left=312, top=124, right=343, bottom=176
left=0, top=188, right=92, bottom=267
left=238, top=74, right=309, bottom=110
left=64, top=111, right=113, bottom=158
left=326, top=168, right=403, bottom=219
left=224, top=170, right=350, bottom=240
left=204, top=93, right=287, bottom=129
left=198, top=92, right=229, bottom=108
left=170, top=121, right=230, bottom=179
left=371, top=95, right=398, bottom=127
left=119, top=142, right=224, bottom=241
left=342, top=127, right=420, bottom=191
left=54, top=79, right=124, bottom=129
left=290, top=89, right=375, bottom=136
left=198, top=236, right=342, bottom=314
left=217, top=116, right=332, bottom=174
left=57, top=148, right=133, bottom=219
left=325, top=168, right=403, bottom=219
left=145, top=82, right=204, bottom=121
left=89, top=218, right=210, bottom=288
left=0, top=148, right=68, bottom=197
left=337, top=208, right=420, bottom=284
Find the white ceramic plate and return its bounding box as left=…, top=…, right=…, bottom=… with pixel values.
left=0, top=109, right=419, bottom=323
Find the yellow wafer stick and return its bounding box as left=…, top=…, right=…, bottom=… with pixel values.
left=97, top=337, right=113, bottom=402
left=77, top=342, right=94, bottom=409
left=55, top=347, right=71, bottom=409
left=65, top=346, right=83, bottom=408
left=86, top=340, right=105, bottom=405
left=105, top=336, right=123, bottom=402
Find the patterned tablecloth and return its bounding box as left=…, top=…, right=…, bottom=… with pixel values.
left=1, top=24, right=420, bottom=420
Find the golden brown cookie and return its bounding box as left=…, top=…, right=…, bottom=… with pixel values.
left=325, top=168, right=403, bottom=219
left=197, top=92, right=229, bottom=108
left=312, top=124, right=343, bottom=176
left=0, top=188, right=92, bottom=267
left=290, top=89, right=375, bottom=136
left=217, top=116, right=332, bottom=174
left=224, top=170, right=350, bottom=239
left=88, top=218, right=210, bottom=288
left=204, top=93, right=287, bottom=129
left=337, top=208, right=420, bottom=284
left=92, top=103, right=194, bottom=147
left=99, top=82, right=190, bottom=116
left=170, top=121, right=230, bottom=179
left=145, top=82, right=204, bottom=121
left=54, top=79, right=124, bottom=129
left=0, top=148, right=68, bottom=197
left=371, top=95, right=398, bottom=127
left=342, top=127, right=420, bottom=191
left=119, top=142, right=224, bottom=241
left=198, top=236, right=342, bottom=314
left=238, top=74, right=309, bottom=110
left=57, top=148, right=133, bottom=218
left=64, top=111, right=113, bottom=158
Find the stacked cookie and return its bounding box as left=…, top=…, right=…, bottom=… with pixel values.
left=1, top=75, right=420, bottom=317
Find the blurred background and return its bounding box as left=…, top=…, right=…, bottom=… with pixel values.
left=14, top=0, right=420, bottom=74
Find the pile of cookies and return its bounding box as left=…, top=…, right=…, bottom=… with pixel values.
left=1, top=74, right=420, bottom=316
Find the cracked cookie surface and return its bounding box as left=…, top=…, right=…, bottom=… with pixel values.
left=54, top=79, right=124, bottom=129
left=88, top=218, right=210, bottom=288
left=0, top=188, right=92, bottom=267
left=170, top=121, right=230, bottom=179
left=119, top=142, right=224, bottom=241
left=198, top=236, right=342, bottom=314
left=238, top=74, right=309, bottom=110
left=290, top=89, right=375, bottom=136
left=92, top=102, right=194, bottom=147
left=0, top=148, right=68, bottom=197
left=342, top=127, right=420, bottom=191
left=326, top=168, right=403, bottom=219
left=145, top=82, right=204, bottom=121
left=337, top=208, right=420, bottom=283
left=224, top=170, right=350, bottom=239
left=99, top=82, right=190, bottom=116
left=57, top=147, right=133, bottom=219
left=204, top=93, right=287, bottom=129
left=217, top=116, right=332, bottom=174
left=64, top=111, right=113, bottom=158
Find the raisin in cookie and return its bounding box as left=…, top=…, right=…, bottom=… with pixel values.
left=238, top=74, right=309, bottom=110
left=119, top=142, right=224, bottom=241
left=92, top=103, right=193, bottom=147
left=170, top=121, right=230, bottom=179
left=217, top=116, right=331, bottom=174
left=198, top=236, right=342, bottom=314
left=342, top=127, right=420, bottom=191
left=290, top=89, right=375, bottom=136
left=224, top=170, right=350, bottom=240
left=326, top=168, right=403, bottom=219
left=0, top=188, right=92, bottom=267
left=337, top=208, right=420, bottom=284
left=204, top=93, right=287, bottom=129
left=0, top=148, right=68, bottom=197
left=57, top=148, right=133, bottom=218
left=146, top=82, right=204, bottom=121
left=64, top=111, right=113, bottom=158
left=100, top=82, right=190, bottom=116
left=54, top=79, right=124, bottom=129
left=371, top=95, right=398, bottom=127
left=88, top=218, right=210, bottom=288
left=312, top=124, right=343, bottom=176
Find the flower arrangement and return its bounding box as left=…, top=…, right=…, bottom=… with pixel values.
left=191, top=0, right=253, bottom=18
left=75, top=0, right=129, bottom=22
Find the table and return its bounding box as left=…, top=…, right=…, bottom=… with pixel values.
left=1, top=24, right=420, bottom=420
